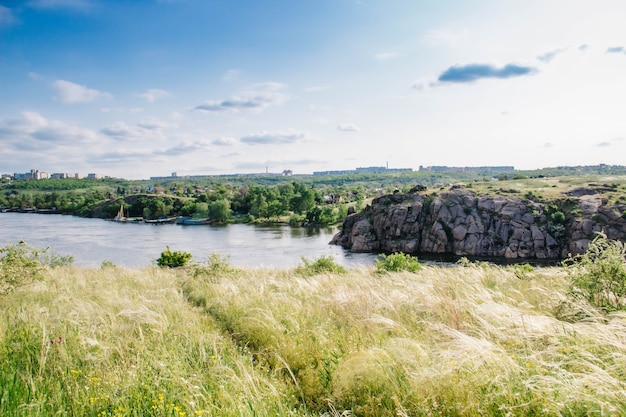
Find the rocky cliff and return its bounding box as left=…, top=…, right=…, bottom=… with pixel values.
left=331, top=186, right=626, bottom=260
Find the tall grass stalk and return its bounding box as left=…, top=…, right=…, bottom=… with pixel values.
left=2, top=261, right=625, bottom=416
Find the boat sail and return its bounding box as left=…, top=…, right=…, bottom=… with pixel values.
left=113, top=204, right=127, bottom=223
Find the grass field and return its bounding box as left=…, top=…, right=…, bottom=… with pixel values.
left=2, top=257, right=626, bottom=416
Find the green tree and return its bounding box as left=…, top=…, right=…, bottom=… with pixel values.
left=207, top=199, right=231, bottom=223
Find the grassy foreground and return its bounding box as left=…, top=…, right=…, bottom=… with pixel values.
left=2, top=261, right=625, bottom=416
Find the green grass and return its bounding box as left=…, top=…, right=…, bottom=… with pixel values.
left=2, top=262, right=626, bottom=416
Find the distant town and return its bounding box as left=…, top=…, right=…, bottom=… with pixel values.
left=2, top=169, right=104, bottom=181
left=4, top=164, right=626, bottom=183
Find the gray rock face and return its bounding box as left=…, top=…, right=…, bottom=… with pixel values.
left=330, top=187, right=626, bottom=260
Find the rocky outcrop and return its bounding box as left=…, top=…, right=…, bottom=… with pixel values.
left=331, top=187, right=626, bottom=260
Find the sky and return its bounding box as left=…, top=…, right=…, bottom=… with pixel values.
left=1, top=0, right=625, bottom=180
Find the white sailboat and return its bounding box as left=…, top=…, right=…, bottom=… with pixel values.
left=113, top=204, right=127, bottom=222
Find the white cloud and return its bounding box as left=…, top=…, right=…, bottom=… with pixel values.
left=137, top=88, right=171, bottom=103
left=412, top=78, right=437, bottom=91
left=537, top=47, right=567, bottom=63
left=212, top=136, right=236, bottom=146
left=337, top=123, right=359, bottom=132
left=154, top=140, right=212, bottom=156
left=223, top=69, right=241, bottom=80
left=0, top=111, right=99, bottom=150
left=28, top=72, right=44, bottom=80
left=195, top=83, right=289, bottom=113
left=137, top=118, right=174, bottom=130
left=101, top=117, right=172, bottom=141
left=53, top=80, right=112, bottom=103
left=374, top=51, right=399, bottom=61
left=240, top=129, right=308, bottom=145
left=303, top=85, right=332, bottom=93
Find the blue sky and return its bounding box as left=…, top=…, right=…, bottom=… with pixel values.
left=1, top=0, right=625, bottom=179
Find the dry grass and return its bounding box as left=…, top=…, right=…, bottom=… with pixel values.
left=2, top=262, right=626, bottom=416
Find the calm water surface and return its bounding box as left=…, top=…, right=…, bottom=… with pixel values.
left=0, top=213, right=377, bottom=269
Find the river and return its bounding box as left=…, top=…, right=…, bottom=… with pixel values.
left=0, top=213, right=377, bottom=269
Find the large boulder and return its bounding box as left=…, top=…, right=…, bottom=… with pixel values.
left=331, top=187, right=626, bottom=260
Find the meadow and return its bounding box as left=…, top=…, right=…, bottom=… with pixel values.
left=1, top=247, right=626, bottom=416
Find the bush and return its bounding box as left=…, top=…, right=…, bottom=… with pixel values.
left=192, top=253, right=237, bottom=277
left=101, top=260, right=116, bottom=269
left=565, top=233, right=626, bottom=313
left=550, top=211, right=566, bottom=224
left=375, top=252, right=422, bottom=274
left=295, top=255, right=347, bottom=276
left=0, top=242, right=63, bottom=295
left=156, top=246, right=192, bottom=268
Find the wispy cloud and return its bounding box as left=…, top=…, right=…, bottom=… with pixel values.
left=595, top=137, right=624, bottom=147
left=240, top=129, right=308, bottom=145
left=27, top=0, right=95, bottom=11
left=304, top=85, right=332, bottom=93
left=194, top=82, right=289, bottom=113
left=137, top=88, right=171, bottom=103
left=337, top=123, right=359, bottom=132
left=374, top=51, right=399, bottom=61
left=154, top=140, right=211, bottom=156
left=437, top=63, right=536, bottom=84
left=28, top=72, right=44, bottom=80
left=53, top=79, right=112, bottom=103
left=412, top=78, right=437, bottom=91
left=606, top=46, right=626, bottom=54
left=0, top=5, right=16, bottom=26
left=223, top=69, right=241, bottom=81
left=101, top=119, right=170, bottom=141
left=537, top=47, right=567, bottom=63
left=137, top=118, right=174, bottom=130
left=212, top=137, right=236, bottom=146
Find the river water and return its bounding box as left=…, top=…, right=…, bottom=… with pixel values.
left=0, top=213, right=377, bottom=269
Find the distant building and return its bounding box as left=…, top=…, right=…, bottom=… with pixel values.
left=51, top=172, right=72, bottom=179
left=282, top=170, right=293, bottom=176
left=14, top=169, right=49, bottom=180
left=419, top=166, right=514, bottom=172
left=313, top=166, right=412, bottom=176
left=87, top=173, right=100, bottom=179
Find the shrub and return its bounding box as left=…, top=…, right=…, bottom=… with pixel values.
left=192, top=253, right=237, bottom=277
left=512, top=263, right=535, bottom=280
left=550, top=210, right=566, bottom=224
left=295, top=255, right=347, bottom=277
left=565, top=233, right=626, bottom=313
left=548, top=223, right=566, bottom=239
left=375, top=252, right=422, bottom=274
left=101, top=260, right=116, bottom=269
left=156, top=246, right=192, bottom=268
left=0, top=242, right=46, bottom=295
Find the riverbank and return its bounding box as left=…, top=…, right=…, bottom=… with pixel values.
left=2, top=260, right=625, bottom=416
